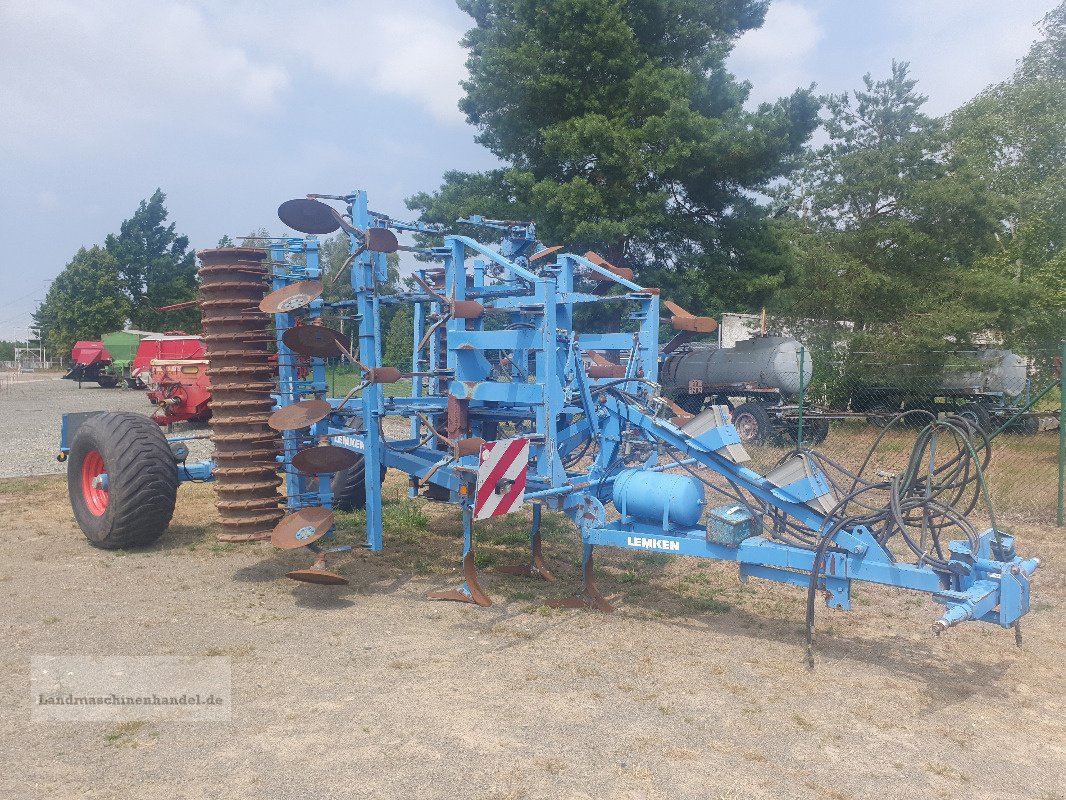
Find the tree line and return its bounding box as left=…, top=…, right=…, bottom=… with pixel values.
left=37, top=1, right=1065, bottom=371
left=34, top=189, right=199, bottom=357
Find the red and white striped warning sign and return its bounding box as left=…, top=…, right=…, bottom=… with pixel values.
left=474, top=437, right=530, bottom=521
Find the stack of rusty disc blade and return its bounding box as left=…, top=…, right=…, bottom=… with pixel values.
left=198, top=248, right=283, bottom=542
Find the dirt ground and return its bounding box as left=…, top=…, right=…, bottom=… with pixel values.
left=2, top=467, right=1064, bottom=800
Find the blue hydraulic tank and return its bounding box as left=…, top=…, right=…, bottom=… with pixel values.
left=612, top=469, right=705, bottom=528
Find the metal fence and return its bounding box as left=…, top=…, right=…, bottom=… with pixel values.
left=675, top=344, right=1065, bottom=526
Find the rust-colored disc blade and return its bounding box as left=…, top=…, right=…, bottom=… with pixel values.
left=285, top=567, right=349, bottom=585
left=282, top=325, right=348, bottom=358
left=292, top=445, right=358, bottom=474
left=278, top=199, right=340, bottom=235
left=268, top=399, right=333, bottom=431
left=530, top=245, right=562, bottom=262
left=366, top=227, right=399, bottom=253
left=271, top=507, right=335, bottom=549
left=260, top=280, right=324, bottom=314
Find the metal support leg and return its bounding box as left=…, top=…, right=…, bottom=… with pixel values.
left=428, top=501, right=491, bottom=606
left=495, top=503, right=556, bottom=582
left=546, top=543, right=615, bottom=613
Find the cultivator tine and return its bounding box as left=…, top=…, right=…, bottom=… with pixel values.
left=427, top=552, right=492, bottom=607
left=495, top=505, right=556, bottom=583
left=529, top=245, right=562, bottom=262
left=546, top=545, right=616, bottom=613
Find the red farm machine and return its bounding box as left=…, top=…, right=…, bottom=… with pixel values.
left=65, top=331, right=212, bottom=425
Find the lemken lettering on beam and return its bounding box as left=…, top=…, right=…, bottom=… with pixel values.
left=626, top=536, right=681, bottom=552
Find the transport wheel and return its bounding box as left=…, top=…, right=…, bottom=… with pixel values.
left=67, top=412, right=178, bottom=549
left=957, top=402, right=993, bottom=434
left=732, top=402, right=772, bottom=445
left=96, top=375, right=120, bottom=388
left=331, top=456, right=387, bottom=512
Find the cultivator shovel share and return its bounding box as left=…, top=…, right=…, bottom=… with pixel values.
left=58, top=188, right=1042, bottom=662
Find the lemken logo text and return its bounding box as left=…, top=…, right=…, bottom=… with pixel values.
left=626, top=536, right=681, bottom=552
left=332, top=436, right=364, bottom=451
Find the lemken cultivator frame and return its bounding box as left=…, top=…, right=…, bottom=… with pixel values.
left=60, top=189, right=1041, bottom=662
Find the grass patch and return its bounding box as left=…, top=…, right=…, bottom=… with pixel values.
left=104, top=720, right=148, bottom=747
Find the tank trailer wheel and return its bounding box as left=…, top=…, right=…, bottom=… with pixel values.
left=731, top=402, right=772, bottom=445
left=67, top=412, right=179, bottom=549
left=957, top=401, right=993, bottom=434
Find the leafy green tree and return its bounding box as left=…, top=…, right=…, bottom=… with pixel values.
left=772, top=62, right=1015, bottom=380
left=105, top=189, right=198, bottom=333
left=408, top=0, right=819, bottom=315
left=383, top=304, right=414, bottom=369
left=948, top=2, right=1066, bottom=349
left=33, top=247, right=130, bottom=358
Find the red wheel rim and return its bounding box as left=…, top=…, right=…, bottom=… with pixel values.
left=81, top=450, right=108, bottom=515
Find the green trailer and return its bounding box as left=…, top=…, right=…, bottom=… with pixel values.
left=98, top=330, right=162, bottom=388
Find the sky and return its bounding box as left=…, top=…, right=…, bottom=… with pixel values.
left=0, top=0, right=1058, bottom=343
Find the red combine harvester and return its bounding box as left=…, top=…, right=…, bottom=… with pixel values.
left=136, top=335, right=212, bottom=426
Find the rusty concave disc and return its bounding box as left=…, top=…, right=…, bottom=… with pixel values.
left=366, top=227, right=399, bottom=253
left=260, top=280, right=324, bottom=314
left=292, top=445, right=358, bottom=474
left=278, top=198, right=341, bottom=235
left=268, top=399, right=333, bottom=431
left=271, top=507, right=335, bottom=550
left=282, top=325, right=348, bottom=359
left=286, top=567, right=349, bottom=585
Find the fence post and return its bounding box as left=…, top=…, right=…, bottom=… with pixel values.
left=797, top=346, right=805, bottom=447
left=1059, top=339, right=1066, bottom=527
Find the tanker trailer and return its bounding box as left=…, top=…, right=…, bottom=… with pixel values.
left=660, top=336, right=826, bottom=444
left=852, top=349, right=1040, bottom=434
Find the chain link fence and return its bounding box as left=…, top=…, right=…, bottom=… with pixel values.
left=666, top=339, right=1064, bottom=525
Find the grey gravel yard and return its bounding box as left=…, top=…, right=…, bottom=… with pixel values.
left=0, top=372, right=213, bottom=478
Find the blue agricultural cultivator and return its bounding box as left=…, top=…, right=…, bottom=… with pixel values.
left=60, top=189, right=1041, bottom=662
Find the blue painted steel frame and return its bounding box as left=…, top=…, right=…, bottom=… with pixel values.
left=248, top=188, right=1039, bottom=635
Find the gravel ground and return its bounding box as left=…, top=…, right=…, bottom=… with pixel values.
left=1, top=470, right=1064, bottom=799
left=0, top=372, right=212, bottom=478
left=2, top=373, right=1064, bottom=798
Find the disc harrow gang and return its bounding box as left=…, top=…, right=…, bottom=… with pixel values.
left=198, top=248, right=283, bottom=541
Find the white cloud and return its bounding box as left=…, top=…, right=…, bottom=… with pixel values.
left=0, top=0, right=289, bottom=155
left=275, top=1, right=469, bottom=125
left=729, top=1, right=823, bottom=105
left=889, top=0, right=1052, bottom=114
